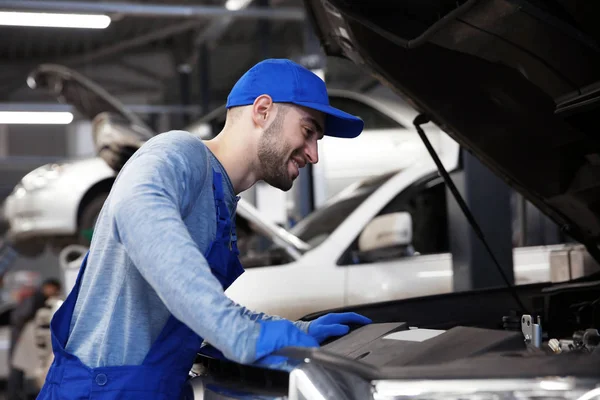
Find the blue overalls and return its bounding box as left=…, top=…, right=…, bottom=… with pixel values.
left=37, top=170, right=245, bottom=400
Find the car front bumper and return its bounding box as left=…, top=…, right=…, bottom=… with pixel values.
left=4, top=185, right=78, bottom=243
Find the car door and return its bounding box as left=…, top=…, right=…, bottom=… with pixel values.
left=320, top=94, right=422, bottom=199
left=339, top=177, right=454, bottom=306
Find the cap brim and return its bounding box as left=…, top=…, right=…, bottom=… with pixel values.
left=294, top=101, right=364, bottom=139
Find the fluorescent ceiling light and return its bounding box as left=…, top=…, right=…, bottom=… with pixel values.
left=0, top=112, right=74, bottom=125
left=225, top=0, right=253, bottom=11
left=0, top=11, right=111, bottom=29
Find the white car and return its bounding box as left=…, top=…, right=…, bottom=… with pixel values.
left=3, top=64, right=155, bottom=257
left=3, top=64, right=446, bottom=256
left=3, top=158, right=116, bottom=256
left=225, top=135, right=566, bottom=320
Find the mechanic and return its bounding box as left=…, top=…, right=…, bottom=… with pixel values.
left=8, top=278, right=61, bottom=400
left=37, top=59, right=371, bottom=400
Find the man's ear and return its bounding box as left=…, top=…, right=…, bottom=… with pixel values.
left=252, top=95, right=274, bottom=128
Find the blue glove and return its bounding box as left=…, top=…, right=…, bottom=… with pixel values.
left=254, top=320, right=319, bottom=365
left=307, top=312, right=372, bottom=343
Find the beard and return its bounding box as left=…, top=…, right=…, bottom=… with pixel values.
left=257, top=109, right=295, bottom=191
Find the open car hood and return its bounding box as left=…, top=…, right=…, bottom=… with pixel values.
left=304, top=0, right=600, bottom=258
left=27, top=64, right=155, bottom=170
left=27, top=64, right=153, bottom=135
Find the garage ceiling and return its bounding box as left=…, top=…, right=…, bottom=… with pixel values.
left=0, top=0, right=371, bottom=112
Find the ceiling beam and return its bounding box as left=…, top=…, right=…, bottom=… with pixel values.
left=185, top=0, right=256, bottom=66
left=117, top=60, right=168, bottom=83
left=0, top=0, right=305, bottom=20
left=63, top=20, right=200, bottom=65
left=93, top=77, right=162, bottom=92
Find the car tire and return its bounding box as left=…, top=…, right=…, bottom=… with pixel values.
left=78, top=192, right=109, bottom=246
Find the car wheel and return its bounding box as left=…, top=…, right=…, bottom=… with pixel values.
left=78, top=192, right=109, bottom=246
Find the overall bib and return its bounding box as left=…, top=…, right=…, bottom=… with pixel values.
left=37, top=170, right=245, bottom=400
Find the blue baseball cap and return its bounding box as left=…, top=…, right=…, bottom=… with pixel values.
left=226, top=59, right=364, bottom=139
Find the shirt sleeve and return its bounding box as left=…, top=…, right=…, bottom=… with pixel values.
left=108, top=131, right=263, bottom=364
left=233, top=304, right=311, bottom=333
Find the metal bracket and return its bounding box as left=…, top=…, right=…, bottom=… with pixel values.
left=521, top=314, right=542, bottom=348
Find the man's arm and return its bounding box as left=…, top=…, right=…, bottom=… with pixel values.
left=234, top=304, right=311, bottom=333
left=109, top=132, right=270, bottom=364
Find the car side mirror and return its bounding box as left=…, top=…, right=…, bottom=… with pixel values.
left=356, top=212, right=414, bottom=263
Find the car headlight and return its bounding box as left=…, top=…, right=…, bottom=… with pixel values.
left=372, top=378, right=600, bottom=400
left=20, top=163, right=64, bottom=192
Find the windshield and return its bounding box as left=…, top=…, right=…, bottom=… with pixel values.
left=289, top=171, right=398, bottom=247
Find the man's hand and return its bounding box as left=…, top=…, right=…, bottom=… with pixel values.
left=199, top=320, right=318, bottom=368
left=254, top=320, right=319, bottom=365
left=307, top=312, right=372, bottom=343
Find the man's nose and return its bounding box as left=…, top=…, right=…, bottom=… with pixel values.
left=304, top=140, right=319, bottom=164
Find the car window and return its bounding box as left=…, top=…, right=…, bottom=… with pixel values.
left=377, top=178, right=449, bottom=256
left=235, top=215, right=295, bottom=268
left=236, top=172, right=399, bottom=266
left=293, top=195, right=371, bottom=248
left=329, top=96, right=403, bottom=130
left=289, top=171, right=398, bottom=247
left=339, top=176, right=449, bottom=265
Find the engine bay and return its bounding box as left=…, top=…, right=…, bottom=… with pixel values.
left=316, top=277, right=600, bottom=380
left=195, top=277, right=600, bottom=386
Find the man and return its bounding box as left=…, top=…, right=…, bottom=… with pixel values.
left=37, top=59, right=371, bottom=400
left=8, top=278, right=61, bottom=400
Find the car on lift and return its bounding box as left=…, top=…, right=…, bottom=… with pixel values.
left=1, top=65, right=155, bottom=257
left=183, top=0, right=600, bottom=398
left=2, top=64, right=440, bottom=257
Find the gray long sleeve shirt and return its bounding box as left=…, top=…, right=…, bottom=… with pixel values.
left=65, top=130, right=309, bottom=367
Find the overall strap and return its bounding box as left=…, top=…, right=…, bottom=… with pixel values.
left=230, top=218, right=240, bottom=256
left=212, top=169, right=232, bottom=241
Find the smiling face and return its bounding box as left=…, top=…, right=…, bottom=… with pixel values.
left=257, top=103, right=325, bottom=191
